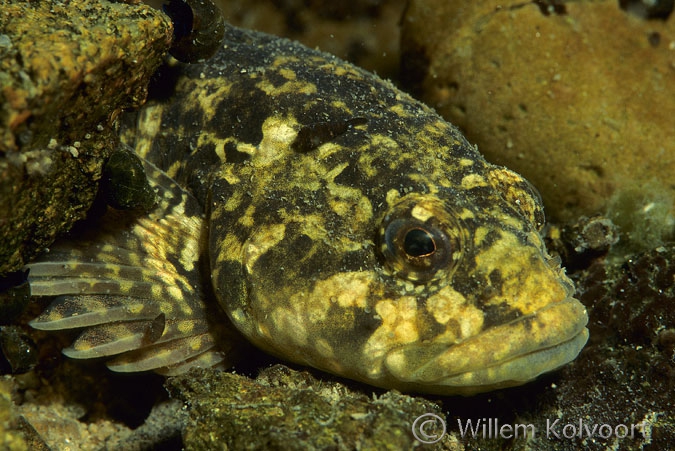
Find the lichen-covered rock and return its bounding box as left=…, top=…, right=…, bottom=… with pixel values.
left=401, top=0, right=675, bottom=236
left=0, top=0, right=173, bottom=275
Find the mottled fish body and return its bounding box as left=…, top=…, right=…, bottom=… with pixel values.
left=28, top=24, right=588, bottom=395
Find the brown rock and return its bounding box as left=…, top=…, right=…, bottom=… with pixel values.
left=0, top=0, right=173, bottom=275
left=401, top=0, right=675, bottom=231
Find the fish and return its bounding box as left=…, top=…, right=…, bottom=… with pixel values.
left=27, top=22, right=588, bottom=395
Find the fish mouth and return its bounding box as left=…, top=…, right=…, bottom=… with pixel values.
left=383, top=297, right=589, bottom=395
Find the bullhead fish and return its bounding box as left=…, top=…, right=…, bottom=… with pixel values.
left=27, top=22, right=588, bottom=395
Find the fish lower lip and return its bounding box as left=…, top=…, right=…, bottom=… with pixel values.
left=384, top=297, right=589, bottom=392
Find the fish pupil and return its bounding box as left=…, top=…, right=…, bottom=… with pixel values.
left=403, top=228, right=436, bottom=257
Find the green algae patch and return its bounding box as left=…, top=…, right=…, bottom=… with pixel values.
left=606, top=180, right=675, bottom=261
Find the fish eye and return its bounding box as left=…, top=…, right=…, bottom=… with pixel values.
left=379, top=196, right=464, bottom=283
left=383, top=219, right=450, bottom=278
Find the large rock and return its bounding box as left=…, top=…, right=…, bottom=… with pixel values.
left=401, top=0, right=675, bottom=242
left=0, top=0, right=173, bottom=275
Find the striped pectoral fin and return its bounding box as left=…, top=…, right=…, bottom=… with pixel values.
left=26, top=158, right=230, bottom=375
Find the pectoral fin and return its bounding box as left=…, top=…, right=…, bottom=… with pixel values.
left=27, top=158, right=234, bottom=374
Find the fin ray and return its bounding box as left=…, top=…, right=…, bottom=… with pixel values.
left=155, top=350, right=228, bottom=376
left=106, top=332, right=216, bottom=372
left=64, top=321, right=158, bottom=359
left=28, top=278, right=157, bottom=298
left=28, top=261, right=153, bottom=282
left=29, top=295, right=162, bottom=330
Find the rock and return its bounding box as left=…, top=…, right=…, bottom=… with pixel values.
left=0, top=378, right=28, bottom=451
left=559, top=244, right=675, bottom=450
left=165, top=365, right=461, bottom=450
left=401, top=0, right=675, bottom=241
left=0, top=0, right=173, bottom=275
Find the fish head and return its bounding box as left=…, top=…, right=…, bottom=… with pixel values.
left=210, top=114, right=588, bottom=395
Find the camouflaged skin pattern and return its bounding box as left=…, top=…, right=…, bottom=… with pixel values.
left=29, top=24, right=588, bottom=394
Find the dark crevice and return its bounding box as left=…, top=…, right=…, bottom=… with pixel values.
left=619, top=0, right=674, bottom=20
